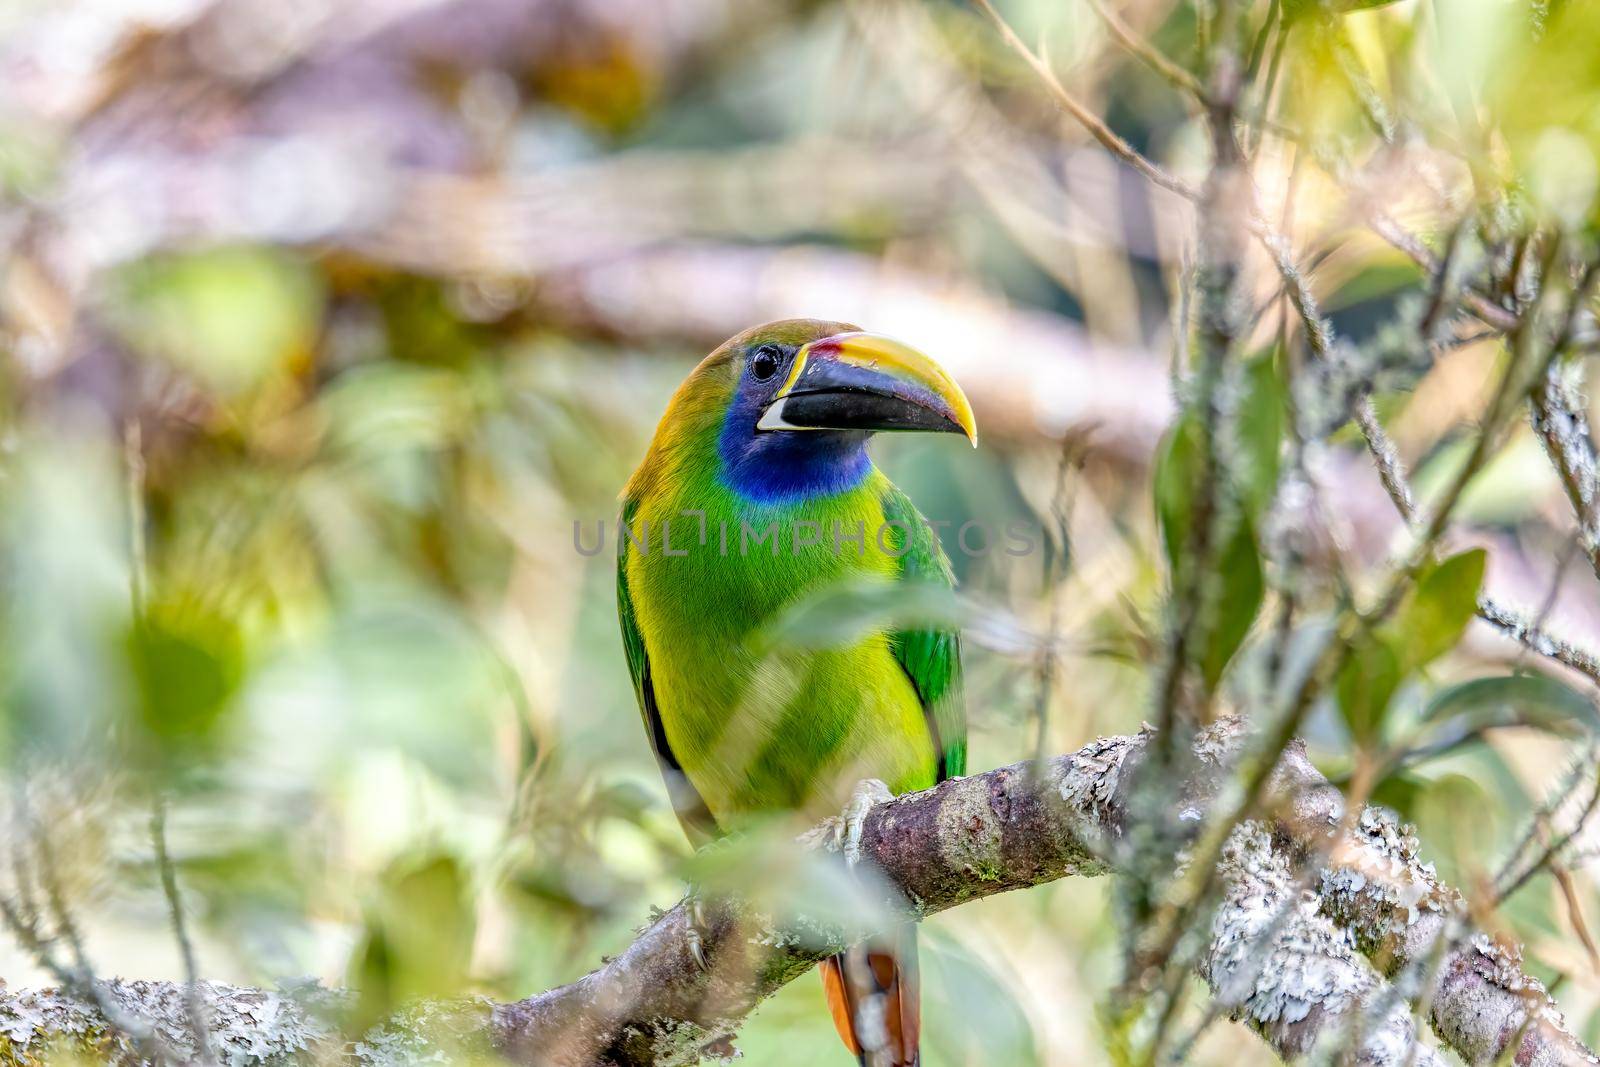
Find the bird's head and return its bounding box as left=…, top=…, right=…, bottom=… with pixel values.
left=737, top=320, right=977, bottom=444
left=641, top=319, right=976, bottom=504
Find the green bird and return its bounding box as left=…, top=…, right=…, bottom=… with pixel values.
left=618, top=319, right=975, bottom=1067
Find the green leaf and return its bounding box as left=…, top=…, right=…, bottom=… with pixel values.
left=1156, top=352, right=1282, bottom=565
left=1337, top=635, right=1402, bottom=746
left=1201, top=514, right=1264, bottom=688
left=1235, top=353, right=1285, bottom=519
left=1323, top=257, right=1426, bottom=312
left=123, top=604, right=244, bottom=768
left=922, top=930, right=1041, bottom=1067
left=1154, top=412, right=1203, bottom=579
left=755, top=576, right=967, bottom=654
left=1368, top=771, right=1428, bottom=822
left=1154, top=366, right=1272, bottom=688
left=1284, top=0, right=1403, bottom=21
left=1420, top=675, right=1593, bottom=742
left=1389, top=548, right=1486, bottom=669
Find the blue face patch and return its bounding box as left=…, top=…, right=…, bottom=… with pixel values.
left=716, top=351, right=872, bottom=505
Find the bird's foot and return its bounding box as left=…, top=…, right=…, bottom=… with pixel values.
left=805, top=778, right=893, bottom=868
left=681, top=831, right=748, bottom=973
left=683, top=892, right=710, bottom=972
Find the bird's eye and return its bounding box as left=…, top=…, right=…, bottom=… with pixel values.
left=749, top=345, right=783, bottom=382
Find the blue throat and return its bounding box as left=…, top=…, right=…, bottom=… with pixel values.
left=717, top=394, right=872, bottom=505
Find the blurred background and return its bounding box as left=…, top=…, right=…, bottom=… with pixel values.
left=2, top=0, right=1599, bottom=1062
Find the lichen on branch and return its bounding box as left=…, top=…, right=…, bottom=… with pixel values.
left=0, top=722, right=1588, bottom=1067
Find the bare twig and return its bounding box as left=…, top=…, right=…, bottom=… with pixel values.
left=151, top=799, right=216, bottom=1066
left=1552, top=862, right=1600, bottom=973
left=0, top=815, right=174, bottom=1066
left=1327, top=17, right=1395, bottom=143
left=1354, top=399, right=1417, bottom=518
left=1495, top=760, right=1600, bottom=907
left=124, top=418, right=147, bottom=617
left=1531, top=358, right=1600, bottom=582
left=1084, top=0, right=1206, bottom=101
left=1031, top=439, right=1083, bottom=765
left=1138, top=293, right=1546, bottom=1036
left=970, top=0, right=1200, bottom=202
left=1478, top=600, right=1600, bottom=686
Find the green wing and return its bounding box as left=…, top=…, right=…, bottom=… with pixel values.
left=617, top=497, right=720, bottom=844
left=879, top=484, right=967, bottom=781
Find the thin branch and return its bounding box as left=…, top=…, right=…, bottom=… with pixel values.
left=1478, top=600, right=1600, bottom=685
left=1552, top=863, right=1600, bottom=973
left=1365, top=211, right=1522, bottom=334
left=151, top=799, right=216, bottom=1066
left=970, top=0, right=1200, bottom=202
left=1243, top=0, right=1279, bottom=86
left=1248, top=12, right=1290, bottom=158
left=1531, top=357, right=1600, bottom=583
left=1031, top=438, right=1083, bottom=764
left=1354, top=399, right=1416, bottom=518
left=1495, top=760, right=1600, bottom=906
left=1324, top=311, right=1600, bottom=684
left=1137, top=296, right=1546, bottom=1027
left=123, top=418, right=148, bottom=618
left=1084, top=0, right=1206, bottom=101
left=1327, top=17, right=1396, bottom=144
left=0, top=820, right=175, bottom=1066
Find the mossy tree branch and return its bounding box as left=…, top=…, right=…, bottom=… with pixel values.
left=0, top=723, right=1590, bottom=1067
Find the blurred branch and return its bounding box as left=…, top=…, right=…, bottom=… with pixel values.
left=2, top=724, right=1589, bottom=1066
left=150, top=800, right=215, bottom=1067
left=533, top=239, right=1600, bottom=683
left=1131, top=236, right=1569, bottom=1059
left=1337, top=296, right=1600, bottom=686
left=852, top=0, right=1193, bottom=335
left=969, top=0, right=1199, bottom=202
left=1084, top=0, right=1298, bottom=144
left=1354, top=391, right=1600, bottom=686
left=536, top=242, right=1176, bottom=454
left=1492, top=745, right=1600, bottom=911
left=0, top=816, right=178, bottom=1066
left=1080, top=0, right=1600, bottom=692
left=1531, top=359, right=1600, bottom=584
left=1085, top=0, right=1206, bottom=102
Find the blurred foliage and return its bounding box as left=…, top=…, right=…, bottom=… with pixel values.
left=1337, top=549, right=1486, bottom=746
left=1154, top=352, right=1282, bottom=690
left=349, top=854, right=477, bottom=1032
left=1, top=0, right=1599, bottom=1062
left=106, top=249, right=323, bottom=397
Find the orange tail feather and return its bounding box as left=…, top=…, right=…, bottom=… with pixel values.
left=819, top=928, right=921, bottom=1067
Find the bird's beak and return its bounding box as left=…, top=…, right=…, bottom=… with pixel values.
left=756, top=333, right=978, bottom=446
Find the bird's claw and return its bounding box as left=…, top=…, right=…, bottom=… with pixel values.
left=684, top=892, right=710, bottom=972
left=833, top=778, right=893, bottom=868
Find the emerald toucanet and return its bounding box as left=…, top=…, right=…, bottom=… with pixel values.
left=618, top=319, right=975, bottom=1066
